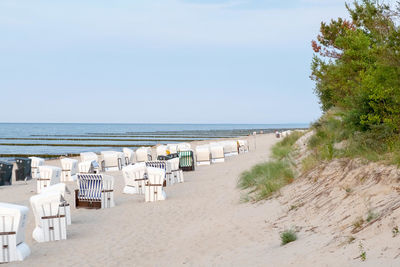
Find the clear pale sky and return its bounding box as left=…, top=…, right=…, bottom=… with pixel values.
left=0, top=0, right=385, bottom=124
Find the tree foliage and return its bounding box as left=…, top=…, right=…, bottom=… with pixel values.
left=311, top=0, right=400, bottom=135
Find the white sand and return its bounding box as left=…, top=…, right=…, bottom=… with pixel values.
left=2, top=133, right=398, bottom=266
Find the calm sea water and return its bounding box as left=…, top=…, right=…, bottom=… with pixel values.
left=0, top=123, right=308, bottom=160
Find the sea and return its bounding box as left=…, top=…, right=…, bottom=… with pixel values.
left=0, top=123, right=309, bottom=161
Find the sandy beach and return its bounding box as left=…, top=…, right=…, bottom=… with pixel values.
left=1, top=134, right=281, bottom=266
left=2, top=132, right=400, bottom=266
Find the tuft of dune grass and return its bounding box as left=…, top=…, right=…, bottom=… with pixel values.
left=238, top=133, right=302, bottom=201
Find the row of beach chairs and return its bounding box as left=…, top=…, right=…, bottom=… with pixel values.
left=0, top=138, right=249, bottom=263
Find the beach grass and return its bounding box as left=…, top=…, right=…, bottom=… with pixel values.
left=238, top=133, right=301, bottom=201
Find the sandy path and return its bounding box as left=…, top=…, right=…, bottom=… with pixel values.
left=1, top=134, right=284, bottom=267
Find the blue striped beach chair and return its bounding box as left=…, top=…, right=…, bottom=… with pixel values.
left=75, top=174, right=114, bottom=209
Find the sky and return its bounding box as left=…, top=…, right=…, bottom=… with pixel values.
left=0, top=0, right=394, bottom=124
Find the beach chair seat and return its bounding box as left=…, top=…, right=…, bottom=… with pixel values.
left=60, top=158, right=78, bottom=182
left=122, top=163, right=147, bottom=194
left=41, top=183, right=71, bottom=225
left=156, top=145, right=168, bottom=158
left=145, top=167, right=166, bottom=202
left=75, top=174, right=115, bottom=209
left=178, top=150, right=195, bottom=171
left=29, top=157, right=44, bottom=179
left=0, top=203, right=30, bottom=263
left=210, top=145, right=225, bottom=163
left=37, top=166, right=61, bottom=193
left=196, top=146, right=211, bottom=166
left=101, top=151, right=124, bottom=171
left=135, top=147, right=152, bottom=163
left=123, top=148, right=135, bottom=165
left=168, top=158, right=183, bottom=183
left=30, top=191, right=67, bottom=242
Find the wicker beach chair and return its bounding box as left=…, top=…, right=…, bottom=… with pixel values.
left=238, top=140, right=249, bottom=153
left=196, top=146, right=211, bottom=166
left=135, top=147, right=152, bottom=162
left=168, top=157, right=183, bottom=183
left=41, top=183, right=71, bottom=225
left=30, top=191, right=67, bottom=242
left=178, top=150, right=195, bottom=171
left=0, top=203, right=30, bottom=263
left=145, top=167, right=166, bottom=202
left=166, top=144, right=178, bottom=154
left=37, top=166, right=61, bottom=194
left=145, top=161, right=168, bottom=186
left=75, top=174, right=114, bottom=209
left=101, top=151, right=124, bottom=171
left=60, top=158, right=78, bottom=182
left=0, top=161, right=13, bottom=186
left=177, top=143, right=191, bottom=152
left=80, top=152, right=99, bottom=163
left=15, top=158, right=32, bottom=181
left=210, top=144, right=225, bottom=163
left=122, top=163, right=147, bottom=194
left=156, top=145, right=168, bottom=158
left=29, top=157, right=44, bottom=179
left=123, top=148, right=135, bottom=165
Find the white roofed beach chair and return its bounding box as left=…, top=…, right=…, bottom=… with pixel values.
left=122, top=163, right=147, bottom=194
left=156, top=145, right=168, bottom=158
left=41, top=183, right=71, bottom=225
left=145, top=161, right=168, bottom=186
left=29, top=157, right=44, bottom=179
left=75, top=174, right=115, bottom=209
left=135, top=147, right=152, bottom=163
left=123, top=148, right=135, bottom=165
left=101, top=151, right=124, bottom=171
left=168, top=157, right=183, bottom=183
left=177, top=143, right=191, bottom=152
left=238, top=140, right=249, bottom=153
left=229, top=140, right=239, bottom=156
left=30, top=191, right=67, bottom=242
left=210, top=144, right=225, bottom=163
left=37, top=166, right=61, bottom=194
left=78, top=160, right=101, bottom=174
left=80, top=152, right=99, bottom=163
left=196, top=146, right=211, bottom=166
left=145, top=167, right=166, bottom=202
left=60, top=158, right=78, bottom=182
left=167, top=144, right=178, bottom=154
left=0, top=203, right=30, bottom=263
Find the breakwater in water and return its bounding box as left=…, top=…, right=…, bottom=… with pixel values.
left=0, top=123, right=308, bottom=159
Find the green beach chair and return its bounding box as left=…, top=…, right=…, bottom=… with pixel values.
left=178, top=150, right=195, bottom=171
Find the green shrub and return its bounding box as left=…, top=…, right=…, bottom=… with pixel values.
left=280, top=229, right=297, bottom=245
